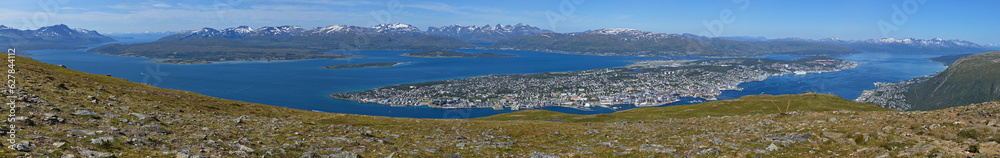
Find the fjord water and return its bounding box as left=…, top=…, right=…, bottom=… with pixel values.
left=27, top=38, right=666, bottom=118
left=26, top=38, right=948, bottom=118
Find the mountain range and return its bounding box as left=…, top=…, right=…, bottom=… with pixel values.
left=723, top=36, right=991, bottom=53
left=159, top=24, right=429, bottom=41
left=0, top=24, right=115, bottom=50
left=815, top=38, right=990, bottom=53
left=157, top=23, right=550, bottom=44
left=986, top=43, right=1000, bottom=50
left=85, top=23, right=996, bottom=64
left=87, top=24, right=469, bottom=64
left=491, top=28, right=859, bottom=57
left=426, top=23, right=552, bottom=43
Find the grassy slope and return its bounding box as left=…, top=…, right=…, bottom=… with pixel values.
left=476, top=93, right=889, bottom=122
left=906, top=51, right=1000, bottom=110
left=3, top=56, right=999, bottom=157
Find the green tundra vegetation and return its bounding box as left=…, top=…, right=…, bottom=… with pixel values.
left=906, top=51, right=1000, bottom=110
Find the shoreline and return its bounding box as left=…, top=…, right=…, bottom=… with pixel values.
left=332, top=57, right=860, bottom=110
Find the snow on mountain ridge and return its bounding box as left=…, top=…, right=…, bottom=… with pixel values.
left=255, top=26, right=305, bottom=35
left=224, top=26, right=254, bottom=34
left=371, top=23, right=421, bottom=33
left=425, top=23, right=551, bottom=43
left=588, top=28, right=644, bottom=35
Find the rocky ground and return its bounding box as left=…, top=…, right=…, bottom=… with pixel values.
left=2, top=57, right=999, bottom=157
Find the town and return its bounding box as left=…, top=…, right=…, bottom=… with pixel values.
left=331, top=57, right=858, bottom=110
left=854, top=75, right=934, bottom=110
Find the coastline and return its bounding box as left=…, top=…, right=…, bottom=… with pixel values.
left=332, top=57, right=860, bottom=110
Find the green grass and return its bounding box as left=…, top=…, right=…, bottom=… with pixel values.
left=475, top=93, right=890, bottom=122
left=906, top=51, right=1000, bottom=110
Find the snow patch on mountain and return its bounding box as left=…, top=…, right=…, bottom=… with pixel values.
left=426, top=23, right=551, bottom=43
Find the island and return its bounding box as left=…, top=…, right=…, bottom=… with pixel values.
left=88, top=39, right=353, bottom=64
left=324, top=62, right=405, bottom=69
left=402, top=49, right=516, bottom=58
left=331, top=57, right=859, bottom=110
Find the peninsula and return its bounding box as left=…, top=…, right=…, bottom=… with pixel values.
left=331, top=57, right=858, bottom=110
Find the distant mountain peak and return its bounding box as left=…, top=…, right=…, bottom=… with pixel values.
left=0, top=24, right=115, bottom=50
left=316, top=25, right=349, bottom=33
left=255, top=25, right=304, bottom=36
left=160, top=24, right=443, bottom=41
left=29, top=24, right=108, bottom=38
left=492, top=28, right=858, bottom=57
left=370, top=23, right=421, bottom=33
left=373, top=23, right=414, bottom=29
left=192, top=27, right=219, bottom=33
left=426, top=23, right=551, bottom=43
left=587, top=28, right=645, bottom=35
left=226, top=25, right=254, bottom=33
left=805, top=37, right=989, bottom=53
left=42, top=24, right=71, bottom=29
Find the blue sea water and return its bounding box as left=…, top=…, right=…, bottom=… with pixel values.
left=23, top=37, right=952, bottom=118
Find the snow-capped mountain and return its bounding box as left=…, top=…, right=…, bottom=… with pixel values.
left=815, top=38, right=989, bottom=53
left=146, top=23, right=471, bottom=51
left=581, top=28, right=685, bottom=41
left=307, top=25, right=372, bottom=35
left=0, top=24, right=115, bottom=50
left=985, top=43, right=1000, bottom=50
left=371, top=23, right=421, bottom=34
left=253, top=26, right=305, bottom=36
left=162, top=24, right=426, bottom=41
left=492, top=27, right=857, bottom=57
left=426, top=23, right=551, bottom=43
left=161, top=26, right=262, bottom=41
left=31, top=24, right=111, bottom=40
left=725, top=36, right=991, bottom=53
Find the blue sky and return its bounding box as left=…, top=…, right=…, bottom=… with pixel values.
left=1, top=0, right=997, bottom=44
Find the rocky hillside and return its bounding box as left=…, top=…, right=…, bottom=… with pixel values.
left=905, top=51, right=1000, bottom=110
left=3, top=56, right=999, bottom=157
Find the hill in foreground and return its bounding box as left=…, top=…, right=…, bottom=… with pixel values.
left=2, top=56, right=999, bottom=157
left=475, top=93, right=888, bottom=122
left=906, top=51, right=1000, bottom=110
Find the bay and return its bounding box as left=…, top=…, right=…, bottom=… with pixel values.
left=23, top=37, right=952, bottom=118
